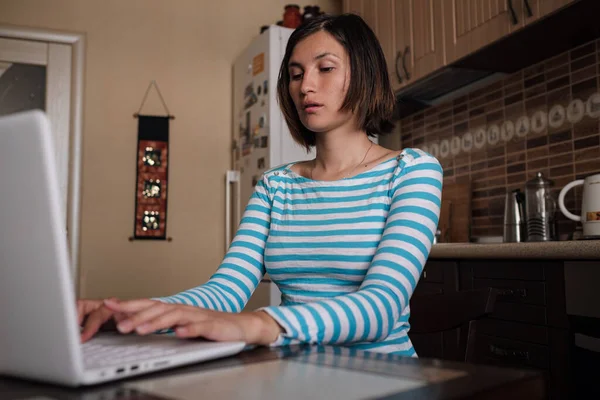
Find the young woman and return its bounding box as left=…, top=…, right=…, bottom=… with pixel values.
left=79, top=13, right=443, bottom=357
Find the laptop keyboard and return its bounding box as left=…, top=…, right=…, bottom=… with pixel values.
left=83, top=341, right=180, bottom=368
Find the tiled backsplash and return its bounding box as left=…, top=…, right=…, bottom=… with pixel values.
left=399, top=39, right=600, bottom=240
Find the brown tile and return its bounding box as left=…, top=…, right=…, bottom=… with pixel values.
left=471, top=161, right=487, bottom=172
left=549, top=141, right=573, bottom=155
left=470, top=115, right=486, bottom=129
left=549, top=152, right=574, bottom=166
left=472, top=198, right=489, bottom=209
left=545, top=53, right=569, bottom=70
left=455, top=174, right=471, bottom=184
left=486, top=110, right=504, bottom=123
left=455, top=165, right=470, bottom=175
left=505, top=93, right=523, bottom=106
left=575, top=159, right=600, bottom=175
left=507, top=172, right=526, bottom=184
left=572, top=77, right=598, bottom=98
left=504, top=70, right=523, bottom=85
left=454, top=122, right=468, bottom=135
left=454, top=111, right=468, bottom=123
left=507, top=163, right=526, bottom=174
left=527, top=136, right=548, bottom=149
left=485, top=90, right=503, bottom=103
left=525, top=94, right=546, bottom=111
left=472, top=207, right=488, bottom=217
left=574, top=135, right=600, bottom=150
left=545, top=64, right=569, bottom=81
left=573, top=118, right=599, bottom=139
left=528, top=146, right=549, bottom=159
left=504, top=82, right=523, bottom=97
left=547, top=76, right=570, bottom=92
left=454, top=103, right=468, bottom=114
left=489, top=197, right=505, bottom=216
left=507, top=140, right=526, bottom=153
left=469, top=107, right=485, bottom=118
left=472, top=190, right=488, bottom=199
left=487, top=147, right=505, bottom=158
left=525, top=73, right=545, bottom=88
left=574, top=147, right=600, bottom=162
left=571, top=54, right=596, bottom=72
left=507, top=152, right=526, bottom=164
left=439, top=109, right=453, bottom=120
left=439, top=117, right=453, bottom=129
left=413, top=137, right=425, bottom=146
left=550, top=164, right=574, bottom=178
left=528, top=158, right=549, bottom=170
left=485, top=100, right=504, bottom=114
left=524, top=63, right=546, bottom=79
left=571, top=65, right=598, bottom=85
left=488, top=186, right=506, bottom=197
left=525, top=83, right=546, bottom=99
left=454, top=95, right=468, bottom=106
left=571, top=41, right=596, bottom=61
left=454, top=154, right=470, bottom=166
left=547, top=87, right=570, bottom=104
left=549, top=129, right=572, bottom=144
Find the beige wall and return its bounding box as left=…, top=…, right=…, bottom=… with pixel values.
left=0, top=0, right=341, bottom=299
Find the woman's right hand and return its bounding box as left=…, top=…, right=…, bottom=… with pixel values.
left=78, top=298, right=127, bottom=343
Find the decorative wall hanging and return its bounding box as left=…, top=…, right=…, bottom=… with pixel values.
left=130, top=80, right=174, bottom=241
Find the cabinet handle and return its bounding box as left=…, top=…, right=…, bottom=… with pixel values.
left=493, top=287, right=528, bottom=298
left=523, top=0, right=533, bottom=17
left=508, top=0, right=518, bottom=24
left=395, top=50, right=403, bottom=84
left=402, top=46, right=411, bottom=81
left=489, top=344, right=530, bottom=361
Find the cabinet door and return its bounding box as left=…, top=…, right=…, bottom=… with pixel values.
left=393, top=0, right=411, bottom=91
left=410, top=0, right=445, bottom=82
left=536, top=0, right=575, bottom=18
left=443, top=0, right=514, bottom=64
left=376, top=0, right=397, bottom=92
left=344, top=0, right=363, bottom=14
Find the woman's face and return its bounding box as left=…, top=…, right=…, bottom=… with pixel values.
left=288, top=31, right=356, bottom=134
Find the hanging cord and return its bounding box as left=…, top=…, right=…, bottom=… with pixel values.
left=134, top=80, right=175, bottom=119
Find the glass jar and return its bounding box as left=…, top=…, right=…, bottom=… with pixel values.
left=283, top=4, right=302, bottom=28
left=525, top=172, right=558, bottom=241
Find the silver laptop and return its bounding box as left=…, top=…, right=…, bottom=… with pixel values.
left=0, top=110, right=246, bottom=387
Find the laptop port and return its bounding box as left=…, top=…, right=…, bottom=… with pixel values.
left=116, top=367, right=125, bottom=374
left=130, top=365, right=139, bottom=371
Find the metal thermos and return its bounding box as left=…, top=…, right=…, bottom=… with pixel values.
left=525, top=172, right=558, bottom=242
left=503, top=189, right=526, bottom=242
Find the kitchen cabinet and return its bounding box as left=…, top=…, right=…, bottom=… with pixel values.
left=342, top=1, right=397, bottom=92
left=409, top=258, right=596, bottom=399
left=443, top=0, right=514, bottom=64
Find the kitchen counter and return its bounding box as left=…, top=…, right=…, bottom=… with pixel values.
left=430, top=240, right=600, bottom=260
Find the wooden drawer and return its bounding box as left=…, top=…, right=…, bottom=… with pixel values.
left=422, top=261, right=445, bottom=283
left=462, top=261, right=547, bottom=281
left=470, top=333, right=550, bottom=370
left=473, top=279, right=546, bottom=306
left=472, top=319, right=549, bottom=345
left=414, top=282, right=444, bottom=296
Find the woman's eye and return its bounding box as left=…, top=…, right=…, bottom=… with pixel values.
left=320, top=67, right=334, bottom=73
left=291, top=73, right=303, bottom=81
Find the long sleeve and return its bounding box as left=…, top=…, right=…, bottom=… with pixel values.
left=260, top=152, right=443, bottom=346
left=154, top=175, right=273, bottom=312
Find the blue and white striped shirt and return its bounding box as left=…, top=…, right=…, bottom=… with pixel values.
left=158, top=148, right=442, bottom=356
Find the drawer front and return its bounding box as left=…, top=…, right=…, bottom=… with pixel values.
left=473, top=278, right=546, bottom=305
left=463, top=261, right=546, bottom=281
left=414, top=282, right=444, bottom=296
left=492, top=302, right=547, bottom=325
left=471, top=334, right=550, bottom=369
left=422, top=261, right=445, bottom=283
left=472, top=319, right=549, bottom=345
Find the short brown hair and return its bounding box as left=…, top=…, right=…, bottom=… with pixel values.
left=277, top=13, right=396, bottom=152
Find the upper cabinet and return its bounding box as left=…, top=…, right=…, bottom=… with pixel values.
left=344, top=0, right=576, bottom=90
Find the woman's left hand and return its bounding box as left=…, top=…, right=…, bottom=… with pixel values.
left=102, top=299, right=281, bottom=345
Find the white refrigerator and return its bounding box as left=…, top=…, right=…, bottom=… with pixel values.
left=227, top=26, right=315, bottom=308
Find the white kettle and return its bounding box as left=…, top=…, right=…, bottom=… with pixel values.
left=558, top=173, right=600, bottom=238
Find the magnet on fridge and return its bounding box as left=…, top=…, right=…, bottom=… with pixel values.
left=258, top=157, right=265, bottom=169
left=257, top=85, right=262, bottom=95
left=252, top=175, right=259, bottom=187
left=260, top=136, right=268, bottom=148
left=261, top=100, right=266, bottom=107
left=263, top=80, right=268, bottom=94
left=259, top=114, right=266, bottom=128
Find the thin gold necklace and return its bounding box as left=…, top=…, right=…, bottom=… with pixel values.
left=310, top=141, right=374, bottom=181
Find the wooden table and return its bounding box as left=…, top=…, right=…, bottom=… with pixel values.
left=0, top=345, right=545, bottom=400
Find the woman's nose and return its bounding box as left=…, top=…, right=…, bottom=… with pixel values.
left=300, top=71, right=316, bottom=94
